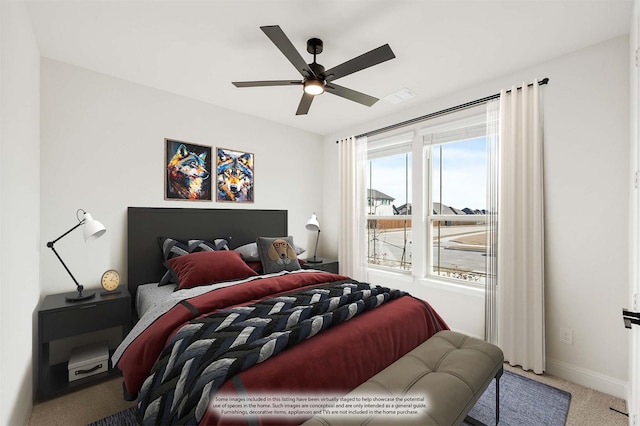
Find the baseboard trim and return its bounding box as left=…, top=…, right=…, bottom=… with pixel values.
left=546, top=357, right=628, bottom=399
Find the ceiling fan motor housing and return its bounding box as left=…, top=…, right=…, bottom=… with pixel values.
left=309, top=62, right=325, bottom=78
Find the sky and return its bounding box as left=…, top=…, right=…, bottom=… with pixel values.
left=368, top=136, right=487, bottom=211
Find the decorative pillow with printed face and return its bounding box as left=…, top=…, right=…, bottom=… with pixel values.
left=256, top=236, right=301, bottom=274
left=235, top=241, right=305, bottom=262
left=158, top=237, right=230, bottom=285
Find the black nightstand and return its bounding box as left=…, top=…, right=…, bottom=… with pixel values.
left=301, top=259, right=339, bottom=274
left=37, top=287, right=131, bottom=400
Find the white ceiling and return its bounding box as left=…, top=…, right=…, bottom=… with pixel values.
left=25, top=0, right=633, bottom=136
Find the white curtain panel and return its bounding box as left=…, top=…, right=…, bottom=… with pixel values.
left=338, top=136, right=368, bottom=281
left=485, top=99, right=500, bottom=345
left=497, top=80, right=545, bottom=374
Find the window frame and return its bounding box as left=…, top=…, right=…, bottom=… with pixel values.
left=424, top=130, right=489, bottom=287
left=366, top=138, right=413, bottom=273
left=365, top=108, right=492, bottom=287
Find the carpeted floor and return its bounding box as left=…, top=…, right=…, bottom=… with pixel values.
left=29, top=364, right=628, bottom=426
left=29, top=377, right=136, bottom=426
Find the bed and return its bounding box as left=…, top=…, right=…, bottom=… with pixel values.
left=114, top=207, right=448, bottom=425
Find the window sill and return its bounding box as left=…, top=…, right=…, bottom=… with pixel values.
left=367, top=266, right=485, bottom=297
left=367, top=264, right=412, bottom=276
left=417, top=277, right=485, bottom=297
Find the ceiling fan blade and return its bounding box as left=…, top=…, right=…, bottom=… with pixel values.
left=296, top=92, right=314, bottom=115
left=233, top=80, right=302, bottom=88
left=325, top=83, right=379, bottom=107
left=261, top=25, right=315, bottom=79
left=324, top=44, right=395, bottom=82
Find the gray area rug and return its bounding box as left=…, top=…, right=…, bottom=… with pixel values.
left=89, top=406, right=137, bottom=426
left=465, top=369, right=571, bottom=426
left=89, top=370, right=570, bottom=425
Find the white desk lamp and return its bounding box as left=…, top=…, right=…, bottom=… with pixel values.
left=305, top=213, right=322, bottom=263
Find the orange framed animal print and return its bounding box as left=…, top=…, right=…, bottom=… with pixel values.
left=216, top=147, right=254, bottom=203
left=165, top=139, right=212, bottom=201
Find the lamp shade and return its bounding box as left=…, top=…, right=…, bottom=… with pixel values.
left=82, top=212, right=106, bottom=242
left=305, top=214, right=320, bottom=232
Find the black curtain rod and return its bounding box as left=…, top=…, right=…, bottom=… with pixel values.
left=336, top=77, right=549, bottom=142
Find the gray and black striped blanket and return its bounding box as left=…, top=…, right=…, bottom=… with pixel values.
left=137, top=280, right=406, bottom=425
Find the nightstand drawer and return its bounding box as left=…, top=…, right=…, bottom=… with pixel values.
left=302, top=259, right=339, bottom=274
left=41, top=299, right=129, bottom=342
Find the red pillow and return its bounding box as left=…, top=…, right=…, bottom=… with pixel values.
left=165, top=250, right=258, bottom=290
left=245, top=261, right=264, bottom=274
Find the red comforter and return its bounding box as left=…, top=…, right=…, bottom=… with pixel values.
left=115, top=271, right=448, bottom=425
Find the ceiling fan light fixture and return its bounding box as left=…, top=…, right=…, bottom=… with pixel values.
left=304, top=79, right=325, bottom=95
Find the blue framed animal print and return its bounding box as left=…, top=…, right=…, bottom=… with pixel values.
left=216, top=147, right=254, bottom=203
left=165, top=138, right=212, bottom=201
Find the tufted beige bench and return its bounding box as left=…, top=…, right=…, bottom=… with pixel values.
left=302, top=330, right=504, bottom=426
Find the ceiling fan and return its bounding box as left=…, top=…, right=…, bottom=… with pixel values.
left=232, top=25, right=396, bottom=115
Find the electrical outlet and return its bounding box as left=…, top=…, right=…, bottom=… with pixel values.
left=560, top=328, right=573, bottom=345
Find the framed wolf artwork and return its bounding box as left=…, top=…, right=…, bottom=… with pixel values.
left=165, top=138, right=212, bottom=201
left=216, top=147, right=254, bottom=203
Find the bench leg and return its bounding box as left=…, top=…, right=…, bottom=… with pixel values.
left=495, top=367, right=503, bottom=425
left=464, top=366, right=503, bottom=426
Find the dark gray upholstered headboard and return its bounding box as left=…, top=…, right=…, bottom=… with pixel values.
left=127, top=207, right=288, bottom=298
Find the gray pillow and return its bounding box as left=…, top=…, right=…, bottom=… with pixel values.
left=234, top=242, right=261, bottom=261
left=256, top=236, right=301, bottom=273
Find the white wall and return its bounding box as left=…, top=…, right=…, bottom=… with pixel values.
left=0, top=1, right=41, bottom=425
left=323, top=36, right=630, bottom=398
left=40, top=59, right=324, bottom=296
left=628, top=0, right=640, bottom=419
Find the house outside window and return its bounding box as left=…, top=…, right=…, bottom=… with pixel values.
left=367, top=189, right=395, bottom=215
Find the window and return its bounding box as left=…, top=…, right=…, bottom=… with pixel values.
left=429, top=137, right=489, bottom=284
left=365, top=113, right=494, bottom=286
left=366, top=136, right=412, bottom=271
